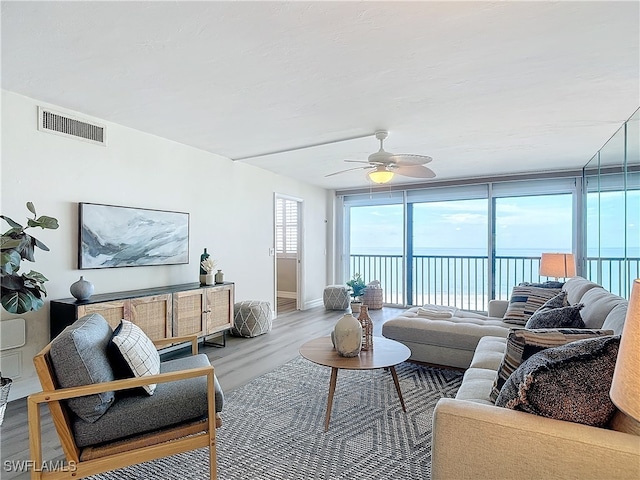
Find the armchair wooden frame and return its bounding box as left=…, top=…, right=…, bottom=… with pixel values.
left=29, top=334, right=220, bottom=480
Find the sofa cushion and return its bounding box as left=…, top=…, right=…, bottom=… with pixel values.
left=495, top=335, right=620, bottom=427
left=454, top=368, right=496, bottom=406
left=382, top=313, right=509, bottom=351
left=578, top=287, right=625, bottom=329
left=601, top=302, right=628, bottom=335
left=524, top=304, right=585, bottom=329
left=469, top=336, right=508, bottom=370
left=49, top=314, right=116, bottom=423
left=72, top=354, right=222, bottom=447
left=562, top=276, right=602, bottom=304
left=503, top=286, right=561, bottom=325
left=110, top=320, right=160, bottom=395
left=489, top=328, right=614, bottom=402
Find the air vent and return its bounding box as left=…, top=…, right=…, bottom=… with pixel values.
left=38, top=107, right=106, bottom=145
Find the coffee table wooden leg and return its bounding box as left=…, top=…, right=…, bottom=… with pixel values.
left=390, top=366, right=406, bottom=412
left=324, top=367, right=339, bottom=431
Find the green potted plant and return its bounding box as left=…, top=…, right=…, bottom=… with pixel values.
left=1, top=202, right=58, bottom=423
left=346, top=273, right=367, bottom=314
left=1, top=202, right=59, bottom=314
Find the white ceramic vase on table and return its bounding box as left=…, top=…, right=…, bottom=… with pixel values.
left=333, top=313, right=362, bottom=357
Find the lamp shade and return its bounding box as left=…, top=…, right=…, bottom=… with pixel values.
left=539, top=253, right=576, bottom=279
left=610, top=278, right=640, bottom=423
left=368, top=167, right=394, bottom=184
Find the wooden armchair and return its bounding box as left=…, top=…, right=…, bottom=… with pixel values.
left=29, top=329, right=221, bottom=480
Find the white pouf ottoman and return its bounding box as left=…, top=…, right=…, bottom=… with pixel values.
left=323, top=285, right=350, bottom=310
left=231, top=300, right=272, bottom=338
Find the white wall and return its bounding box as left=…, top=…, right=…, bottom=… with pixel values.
left=0, top=90, right=332, bottom=399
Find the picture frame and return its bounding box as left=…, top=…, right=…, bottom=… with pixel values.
left=78, top=202, right=189, bottom=269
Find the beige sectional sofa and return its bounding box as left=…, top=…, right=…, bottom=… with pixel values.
left=383, top=277, right=640, bottom=479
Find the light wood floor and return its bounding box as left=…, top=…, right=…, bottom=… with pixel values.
left=0, top=305, right=405, bottom=480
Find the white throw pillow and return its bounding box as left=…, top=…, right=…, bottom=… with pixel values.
left=111, top=320, right=160, bottom=395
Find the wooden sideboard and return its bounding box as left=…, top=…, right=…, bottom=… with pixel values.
left=50, top=282, right=235, bottom=345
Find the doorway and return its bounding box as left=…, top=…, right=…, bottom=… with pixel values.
left=274, top=194, right=303, bottom=315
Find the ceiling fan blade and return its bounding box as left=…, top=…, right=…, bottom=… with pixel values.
left=343, top=159, right=370, bottom=164
left=394, top=164, right=436, bottom=179
left=388, top=154, right=433, bottom=166
left=325, top=165, right=372, bottom=177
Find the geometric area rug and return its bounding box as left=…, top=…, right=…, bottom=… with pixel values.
left=87, top=356, right=463, bottom=480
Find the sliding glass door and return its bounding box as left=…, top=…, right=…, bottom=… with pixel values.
left=348, top=202, right=405, bottom=304
left=493, top=193, right=574, bottom=299
left=343, top=180, right=577, bottom=309
left=409, top=198, right=488, bottom=310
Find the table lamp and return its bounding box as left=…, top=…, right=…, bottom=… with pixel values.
left=609, top=278, right=640, bottom=435
left=539, top=253, right=576, bottom=281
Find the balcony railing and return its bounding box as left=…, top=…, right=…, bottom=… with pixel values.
left=349, top=254, right=638, bottom=311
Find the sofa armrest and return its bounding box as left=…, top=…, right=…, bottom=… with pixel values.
left=432, top=398, right=640, bottom=480
left=488, top=299, right=508, bottom=318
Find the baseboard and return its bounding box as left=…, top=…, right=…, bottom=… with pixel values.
left=302, top=298, right=323, bottom=310
left=277, top=291, right=297, bottom=299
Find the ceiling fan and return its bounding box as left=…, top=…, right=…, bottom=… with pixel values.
left=326, top=130, right=436, bottom=184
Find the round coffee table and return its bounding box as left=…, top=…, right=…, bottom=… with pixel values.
left=299, top=336, right=411, bottom=431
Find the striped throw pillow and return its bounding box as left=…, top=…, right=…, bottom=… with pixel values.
left=502, top=286, right=561, bottom=325
left=489, top=327, right=614, bottom=403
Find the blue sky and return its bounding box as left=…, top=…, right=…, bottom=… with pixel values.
left=350, top=192, right=639, bottom=257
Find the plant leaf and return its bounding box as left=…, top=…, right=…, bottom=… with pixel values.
left=0, top=215, right=23, bottom=230
left=1, top=291, right=32, bottom=314
left=32, top=236, right=50, bottom=252
left=29, top=295, right=44, bottom=311
left=1, top=251, right=21, bottom=274
left=28, top=216, right=59, bottom=230
left=18, top=235, right=35, bottom=262
left=0, top=236, right=22, bottom=250
left=26, top=202, right=36, bottom=216
left=0, top=273, right=24, bottom=289
left=24, top=270, right=48, bottom=283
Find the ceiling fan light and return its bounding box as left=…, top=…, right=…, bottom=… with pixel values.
left=368, top=168, right=394, bottom=184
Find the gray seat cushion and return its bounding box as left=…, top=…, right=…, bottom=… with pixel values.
left=49, top=314, right=115, bottom=423
left=72, top=353, right=224, bottom=447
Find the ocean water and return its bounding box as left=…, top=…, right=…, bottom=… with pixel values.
left=350, top=247, right=639, bottom=305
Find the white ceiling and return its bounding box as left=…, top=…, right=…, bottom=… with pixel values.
left=2, top=1, right=639, bottom=190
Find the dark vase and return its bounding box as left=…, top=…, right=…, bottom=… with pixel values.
left=70, top=276, right=94, bottom=301
left=199, top=248, right=210, bottom=275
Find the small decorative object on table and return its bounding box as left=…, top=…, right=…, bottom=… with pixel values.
left=200, top=256, right=217, bottom=286
left=362, top=280, right=384, bottom=310
left=358, top=305, right=373, bottom=350
left=333, top=313, right=362, bottom=357
left=199, top=248, right=210, bottom=285
left=215, top=269, right=224, bottom=284
left=70, top=276, right=94, bottom=301
left=347, top=273, right=367, bottom=314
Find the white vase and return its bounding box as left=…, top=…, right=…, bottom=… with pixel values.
left=215, top=269, right=224, bottom=284
left=333, top=313, right=362, bottom=357
left=205, top=273, right=214, bottom=285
